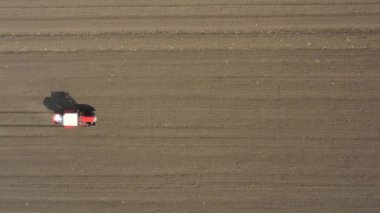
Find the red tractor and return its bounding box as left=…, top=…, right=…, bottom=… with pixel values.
left=44, top=92, right=96, bottom=128
left=52, top=109, right=96, bottom=128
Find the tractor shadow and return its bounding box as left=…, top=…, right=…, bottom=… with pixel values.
left=43, top=91, right=95, bottom=115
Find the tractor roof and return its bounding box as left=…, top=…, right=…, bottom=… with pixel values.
left=63, top=112, right=78, bottom=127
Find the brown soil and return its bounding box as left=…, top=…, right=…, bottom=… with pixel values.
left=0, top=0, right=379, bottom=212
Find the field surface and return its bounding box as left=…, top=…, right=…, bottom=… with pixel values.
left=0, top=0, right=380, bottom=212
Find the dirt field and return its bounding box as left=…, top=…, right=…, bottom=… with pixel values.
left=0, top=0, right=380, bottom=212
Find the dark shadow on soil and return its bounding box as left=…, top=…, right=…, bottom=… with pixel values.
left=43, top=91, right=95, bottom=116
